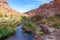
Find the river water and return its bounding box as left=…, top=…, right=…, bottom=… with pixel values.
left=6, top=25, right=34, bottom=40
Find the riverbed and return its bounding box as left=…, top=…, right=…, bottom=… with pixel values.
left=6, top=25, right=34, bottom=40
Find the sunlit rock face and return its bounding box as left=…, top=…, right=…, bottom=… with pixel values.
left=25, top=0, right=60, bottom=40
left=0, top=0, right=6, bottom=2
left=0, top=0, right=12, bottom=13
left=54, top=0, right=60, bottom=4
left=25, top=0, right=60, bottom=17
left=0, top=0, right=21, bottom=16
left=0, top=0, right=9, bottom=9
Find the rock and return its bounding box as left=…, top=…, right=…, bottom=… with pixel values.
left=54, top=29, right=60, bottom=40
left=38, top=24, right=56, bottom=35
left=25, top=0, right=60, bottom=40
left=25, top=0, right=60, bottom=17
left=54, top=0, right=60, bottom=4
left=33, top=27, right=60, bottom=40
left=0, top=0, right=21, bottom=15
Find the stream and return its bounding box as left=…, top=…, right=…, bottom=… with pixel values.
left=6, top=25, right=34, bottom=40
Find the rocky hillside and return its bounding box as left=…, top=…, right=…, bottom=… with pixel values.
left=24, top=0, right=60, bottom=40
left=0, top=0, right=26, bottom=39
left=0, top=0, right=14, bottom=14
left=0, top=0, right=26, bottom=16
left=25, top=0, right=60, bottom=17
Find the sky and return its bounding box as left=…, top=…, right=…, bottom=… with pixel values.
left=6, top=0, right=53, bottom=12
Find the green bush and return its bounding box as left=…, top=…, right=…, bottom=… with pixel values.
left=46, top=16, right=57, bottom=21
left=21, top=16, right=36, bottom=31
left=46, top=16, right=60, bottom=29
left=0, top=14, right=21, bottom=39
left=52, top=22, right=60, bottom=29
left=38, top=30, right=45, bottom=35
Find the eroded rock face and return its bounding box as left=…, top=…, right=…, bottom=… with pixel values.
left=0, top=0, right=20, bottom=15
left=25, top=0, right=60, bottom=17
left=33, top=24, right=60, bottom=40
left=25, top=0, right=60, bottom=40
left=0, top=0, right=10, bottom=11
left=54, top=0, right=60, bottom=4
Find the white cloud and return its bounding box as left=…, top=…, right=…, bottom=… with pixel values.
left=33, top=0, right=53, bottom=1
left=33, top=0, right=53, bottom=3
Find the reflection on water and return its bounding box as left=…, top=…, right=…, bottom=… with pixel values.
left=6, top=25, right=34, bottom=40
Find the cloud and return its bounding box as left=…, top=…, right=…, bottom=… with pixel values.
left=33, top=0, right=53, bottom=3
left=33, top=0, right=52, bottom=1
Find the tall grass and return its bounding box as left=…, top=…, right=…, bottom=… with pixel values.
left=0, top=13, right=23, bottom=39
left=21, top=16, right=36, bottom=32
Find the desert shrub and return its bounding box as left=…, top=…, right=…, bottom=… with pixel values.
left=0, top=13, right=3, bottom=17
left=4, top=14, right=8, bottom=17
left=46, top=15, right=60, bottom=29
left=55, top=14, right=60, bottom=17
left=52, top=22, right=60, bottom=29
left=21, top=16, right=36, bottom=31
left=0, top=13, right=22, bottom=39
left=37, top=30, right=45, bottom=35
left=46, top=16, right=57, bottom=21
left=0, top=27, right=14, bottom=38
left=40, top=19, right=47, bottom=24
left=29, top=14, right=43, bottom=22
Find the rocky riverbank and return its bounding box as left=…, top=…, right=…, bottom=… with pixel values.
left=24, top=0, right=60, bottom=40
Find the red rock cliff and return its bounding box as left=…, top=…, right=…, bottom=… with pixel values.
left=25, top=0, right=60, bottom=17
left=0, top=0, right=20, bottom=15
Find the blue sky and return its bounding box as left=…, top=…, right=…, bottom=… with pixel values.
left=6, top=0, right=53, bottom=12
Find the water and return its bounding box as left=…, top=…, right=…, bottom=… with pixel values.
left=6, top=25, right=34, bottom=40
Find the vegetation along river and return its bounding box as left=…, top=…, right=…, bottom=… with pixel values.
left=6, top=25, right=34, bottom=40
